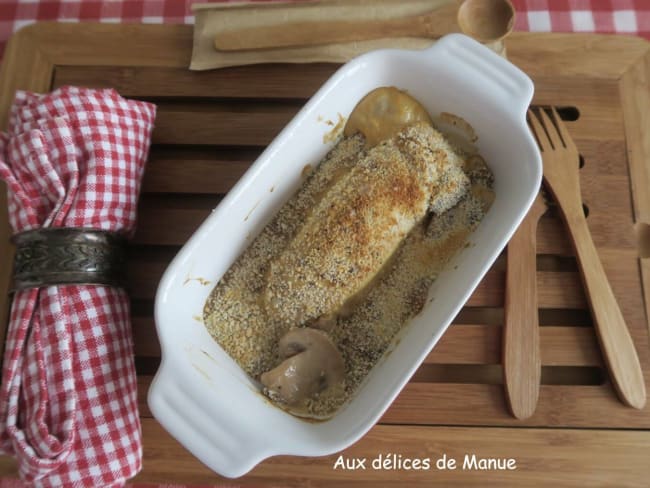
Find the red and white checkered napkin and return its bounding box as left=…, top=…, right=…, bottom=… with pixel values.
left=0, top=86, right=156, bottom=487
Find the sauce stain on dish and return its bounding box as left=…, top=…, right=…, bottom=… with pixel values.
left=322, top=113, right=346, bottom=144
left=200, top=349, right=218, bottom=364
left=183, top=275, right=211, bottom=286
left=244, top=199, right=262, bottom=222
left=192, top=363, right=213, bottom=383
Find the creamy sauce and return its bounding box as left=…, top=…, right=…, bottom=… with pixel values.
left=432, top=112, right=479, bottom=154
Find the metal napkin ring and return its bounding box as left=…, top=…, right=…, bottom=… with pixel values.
left=11, top=228, right=127, bottom=290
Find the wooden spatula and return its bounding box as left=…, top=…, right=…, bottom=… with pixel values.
left=213, top=4, right=459, bottom=51
left=503, top=191, right=547, bottom=419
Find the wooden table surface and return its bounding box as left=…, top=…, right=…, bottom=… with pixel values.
left=0, top=23, right=649, bottom=486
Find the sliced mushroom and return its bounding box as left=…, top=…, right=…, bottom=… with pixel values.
left=260, top=327, right=345, bottom=406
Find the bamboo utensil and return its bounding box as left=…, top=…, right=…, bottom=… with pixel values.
left=457, top=0, right=515, bottom=57
left=212, top=0, right=516, bottom=58
left=503, top=191, right=547, bottom=419
left=213, top=4, right=460, bottom=51
left=528, top=107, right=646, bottom=409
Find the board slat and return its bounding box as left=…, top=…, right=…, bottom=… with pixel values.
left=3, top=421, right=646, bottom=485
left=427, top=325, right=603, bottom=366
left=383, top=382, right=650, bottom=427
left=129, top=421, right=650, bottom=486
left=125, top=254, right=593, bottom=308
left=127, top=249, right=645, bottom=311
left=133, top=375, right=650, bottom=429
left=153, top=102, right=300, bottom=146
left=142, top=158, right=252, bottom=194
left=52, top=64, right=339, bottom=99
left=132, top=320, right=603, bottom=367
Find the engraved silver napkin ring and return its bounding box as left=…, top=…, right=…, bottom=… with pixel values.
left=11, top=228, right=127, bottom=290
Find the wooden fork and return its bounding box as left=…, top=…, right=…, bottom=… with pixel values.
left=528, top=107, right=646, bottom=409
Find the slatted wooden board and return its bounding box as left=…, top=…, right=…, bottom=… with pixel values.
left=0, top=23, right=649, bottom=486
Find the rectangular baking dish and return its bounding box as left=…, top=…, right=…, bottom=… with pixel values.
left=148, top=33, right=541, bottom=478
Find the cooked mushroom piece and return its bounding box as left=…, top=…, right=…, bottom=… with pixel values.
left=260, top=327, right=345, bottom=406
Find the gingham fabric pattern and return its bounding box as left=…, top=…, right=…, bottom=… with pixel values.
left=0, top=87, right=156, bottom=487
left=0, top=0, right=648, bottom=57
left=516, top=0, right=650, bottom=38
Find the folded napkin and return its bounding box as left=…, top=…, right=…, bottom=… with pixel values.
left=0, top=86, right=155, bottom=487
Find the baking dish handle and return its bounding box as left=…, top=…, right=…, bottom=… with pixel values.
left=429, top=33, right=534, bottom=118
left=148, top=361, right=273, bottom=478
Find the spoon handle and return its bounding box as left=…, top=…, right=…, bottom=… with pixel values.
left=214, top=7, right=457, bottom=51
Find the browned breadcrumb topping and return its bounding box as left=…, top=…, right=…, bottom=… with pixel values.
left=203, top=134, right=367, bottom=378
left=203, top=123, right=494, bottom=419
left=264, top=123, right=469, bottom=330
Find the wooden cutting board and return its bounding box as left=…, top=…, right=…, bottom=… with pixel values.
left=0, top=23, right=649, bottom=486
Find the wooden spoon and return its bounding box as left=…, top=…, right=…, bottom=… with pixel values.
left=503, top=191, right=547, bottom=419
left=457, top=0, right=515, bottom=43
left=457, top=0, right=514, bottom=57
left=214, top=4, right=459, bottom=51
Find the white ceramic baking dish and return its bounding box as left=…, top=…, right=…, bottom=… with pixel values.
left=148, top=33, right=541, bottom=478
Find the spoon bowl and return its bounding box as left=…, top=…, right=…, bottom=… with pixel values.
left=457, top=0, right=515, bottom=43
